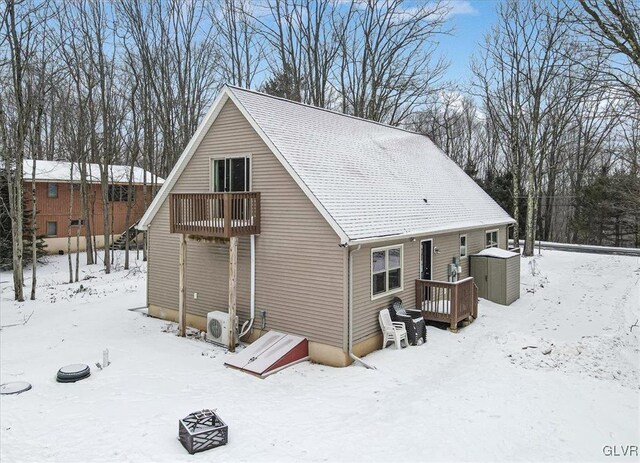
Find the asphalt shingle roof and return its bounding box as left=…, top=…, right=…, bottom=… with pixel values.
left=230, top=87, right=513, bottom=241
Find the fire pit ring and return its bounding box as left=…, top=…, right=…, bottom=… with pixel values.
left=179, top=409, right=228, bottom=454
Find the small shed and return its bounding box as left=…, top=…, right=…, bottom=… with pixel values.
left=469, top=248, right=520, bottom=305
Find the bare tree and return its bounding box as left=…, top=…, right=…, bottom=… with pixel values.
left=473, top=0, right=577, bottom=255
left=209, top=0, right=261, bottom=88
left=570, top=0, right=640, bottom=104
left=0, top=0, right=48, bottom=301
left=337, top=0, right=450, bottom=125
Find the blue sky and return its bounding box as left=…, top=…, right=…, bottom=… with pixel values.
left=437, top=1, right=500, bottom=84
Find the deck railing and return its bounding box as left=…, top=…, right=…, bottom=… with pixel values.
left=415, top=277, right=478, bottom=332
left=170, top=192, right=260, bottom=238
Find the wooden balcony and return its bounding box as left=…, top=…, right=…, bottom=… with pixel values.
left=415, top=277, right=478, bottom=332
left=170, top=192, right=260, bottom=238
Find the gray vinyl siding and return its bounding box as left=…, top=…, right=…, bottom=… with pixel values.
left=351, top=225, right=509, bottom=343
left=148, top=99, right=346, bottom=347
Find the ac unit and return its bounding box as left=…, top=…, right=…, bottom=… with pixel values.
left=206, top=311, right=237, bottom=346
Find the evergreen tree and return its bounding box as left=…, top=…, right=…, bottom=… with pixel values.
left=261, top=65, right=302, bottom=102
left=0, top=177, right=47, bottom=270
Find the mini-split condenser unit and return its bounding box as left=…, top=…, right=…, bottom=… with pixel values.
left=206, top=311, right=237, bottom=346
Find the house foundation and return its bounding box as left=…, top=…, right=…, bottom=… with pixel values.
left=147, top=304, right=380, bottom=368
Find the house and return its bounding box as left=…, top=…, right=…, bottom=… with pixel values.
left=23, top=160, right=163, bottom=253
left=137, top=86, right=515, bottom=367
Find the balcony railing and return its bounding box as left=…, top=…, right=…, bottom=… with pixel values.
left=170, top=192, right=260, bottom=238
left=415, top=277, right=478, bottom=332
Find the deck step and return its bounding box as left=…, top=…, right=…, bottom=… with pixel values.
left=109, top=221, right=142, bottom=250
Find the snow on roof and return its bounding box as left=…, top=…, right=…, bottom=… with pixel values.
left=22, top=160, right=164, bottom=185
left=476, top=247, right=518, bottom=258
left=138, top=86, right=514, bottom=242
left=229, top=87, right=514, bottom=241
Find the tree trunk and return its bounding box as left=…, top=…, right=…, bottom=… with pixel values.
left=523, top=157, right=537, bottom=257
left=30, top=157, right=37, bottom=300
left=67, top=164, right=74, bottom=283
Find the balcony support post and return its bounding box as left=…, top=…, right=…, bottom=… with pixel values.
left=178, top=233, right=187, bottom=337
left=228, top=236, right=238, bottom=352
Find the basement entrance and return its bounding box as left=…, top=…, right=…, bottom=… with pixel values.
left=224, top=331, right=309, bottom=378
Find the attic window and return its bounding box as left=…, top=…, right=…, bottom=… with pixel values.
left=47, top=183, right=58, bottom=198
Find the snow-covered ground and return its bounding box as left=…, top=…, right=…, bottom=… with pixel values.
left=1, top=250, right=638, bottom=462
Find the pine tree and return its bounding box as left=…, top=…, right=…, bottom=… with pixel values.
left=0, top=178, right=47, bottom=270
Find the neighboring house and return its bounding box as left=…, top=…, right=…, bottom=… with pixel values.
left=137, top=86, right=515, bottom=367
left=23, top=160, right=163, bottom=253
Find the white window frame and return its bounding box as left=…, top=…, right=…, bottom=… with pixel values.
left=485, top=229, right=499, bottom=248
left=459, top=234, right=468, bottom=259
left=371, top=244, right=403, bottom=300
left=209, top=154, right=252, bottom=193
left=47, top=183, right=58, bottom=198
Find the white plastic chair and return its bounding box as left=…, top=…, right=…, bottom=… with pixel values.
left=379, top=309, right=409, bottom=349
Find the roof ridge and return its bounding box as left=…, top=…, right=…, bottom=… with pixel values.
left=226, top=84, right=427, bottom=138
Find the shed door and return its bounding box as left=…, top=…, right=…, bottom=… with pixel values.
left=488, top=258, right=506, bottom=304
left=471, top=257, right=488, bottom=299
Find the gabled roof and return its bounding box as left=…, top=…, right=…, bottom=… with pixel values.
left=22, top=160, right=164, bottom=185
left=138, top=86, right=514, bottom=244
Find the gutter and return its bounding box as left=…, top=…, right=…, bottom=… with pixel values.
left=347, top=245, right=375, bottom=369
left=342, top=220, right=516, bottom=247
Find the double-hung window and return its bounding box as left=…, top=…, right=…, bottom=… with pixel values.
left=460, top=234, right=468, bottom=258
left=371, top=245, right=403, bottom=298
left=46, top=221, right=57, bottom=237
left=485, top=229, right=499, bottom=248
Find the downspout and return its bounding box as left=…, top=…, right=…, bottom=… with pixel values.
left=348, top=245, right=376, bottom=369
left=239, top=234, right=255, bottom=339
left=145, top=224, right=150, bottom=310
left=250, top=234, right=255, bottom=321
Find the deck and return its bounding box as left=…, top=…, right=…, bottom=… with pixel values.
left=170, top=192, right=261, bottom=238
left=415, top=277, right=478, bottom=332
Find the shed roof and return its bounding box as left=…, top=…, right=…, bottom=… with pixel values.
left=22, top=160, right=164, bottom=185
left=476, top=248, right=518, bottom=258
left=138, top=86, right=513, bottom=243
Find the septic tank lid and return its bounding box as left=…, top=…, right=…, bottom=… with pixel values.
left=0, top=381, right=32, bottom=395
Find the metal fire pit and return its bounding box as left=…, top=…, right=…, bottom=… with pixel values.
left=179, top=409, right=228, bottom=454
